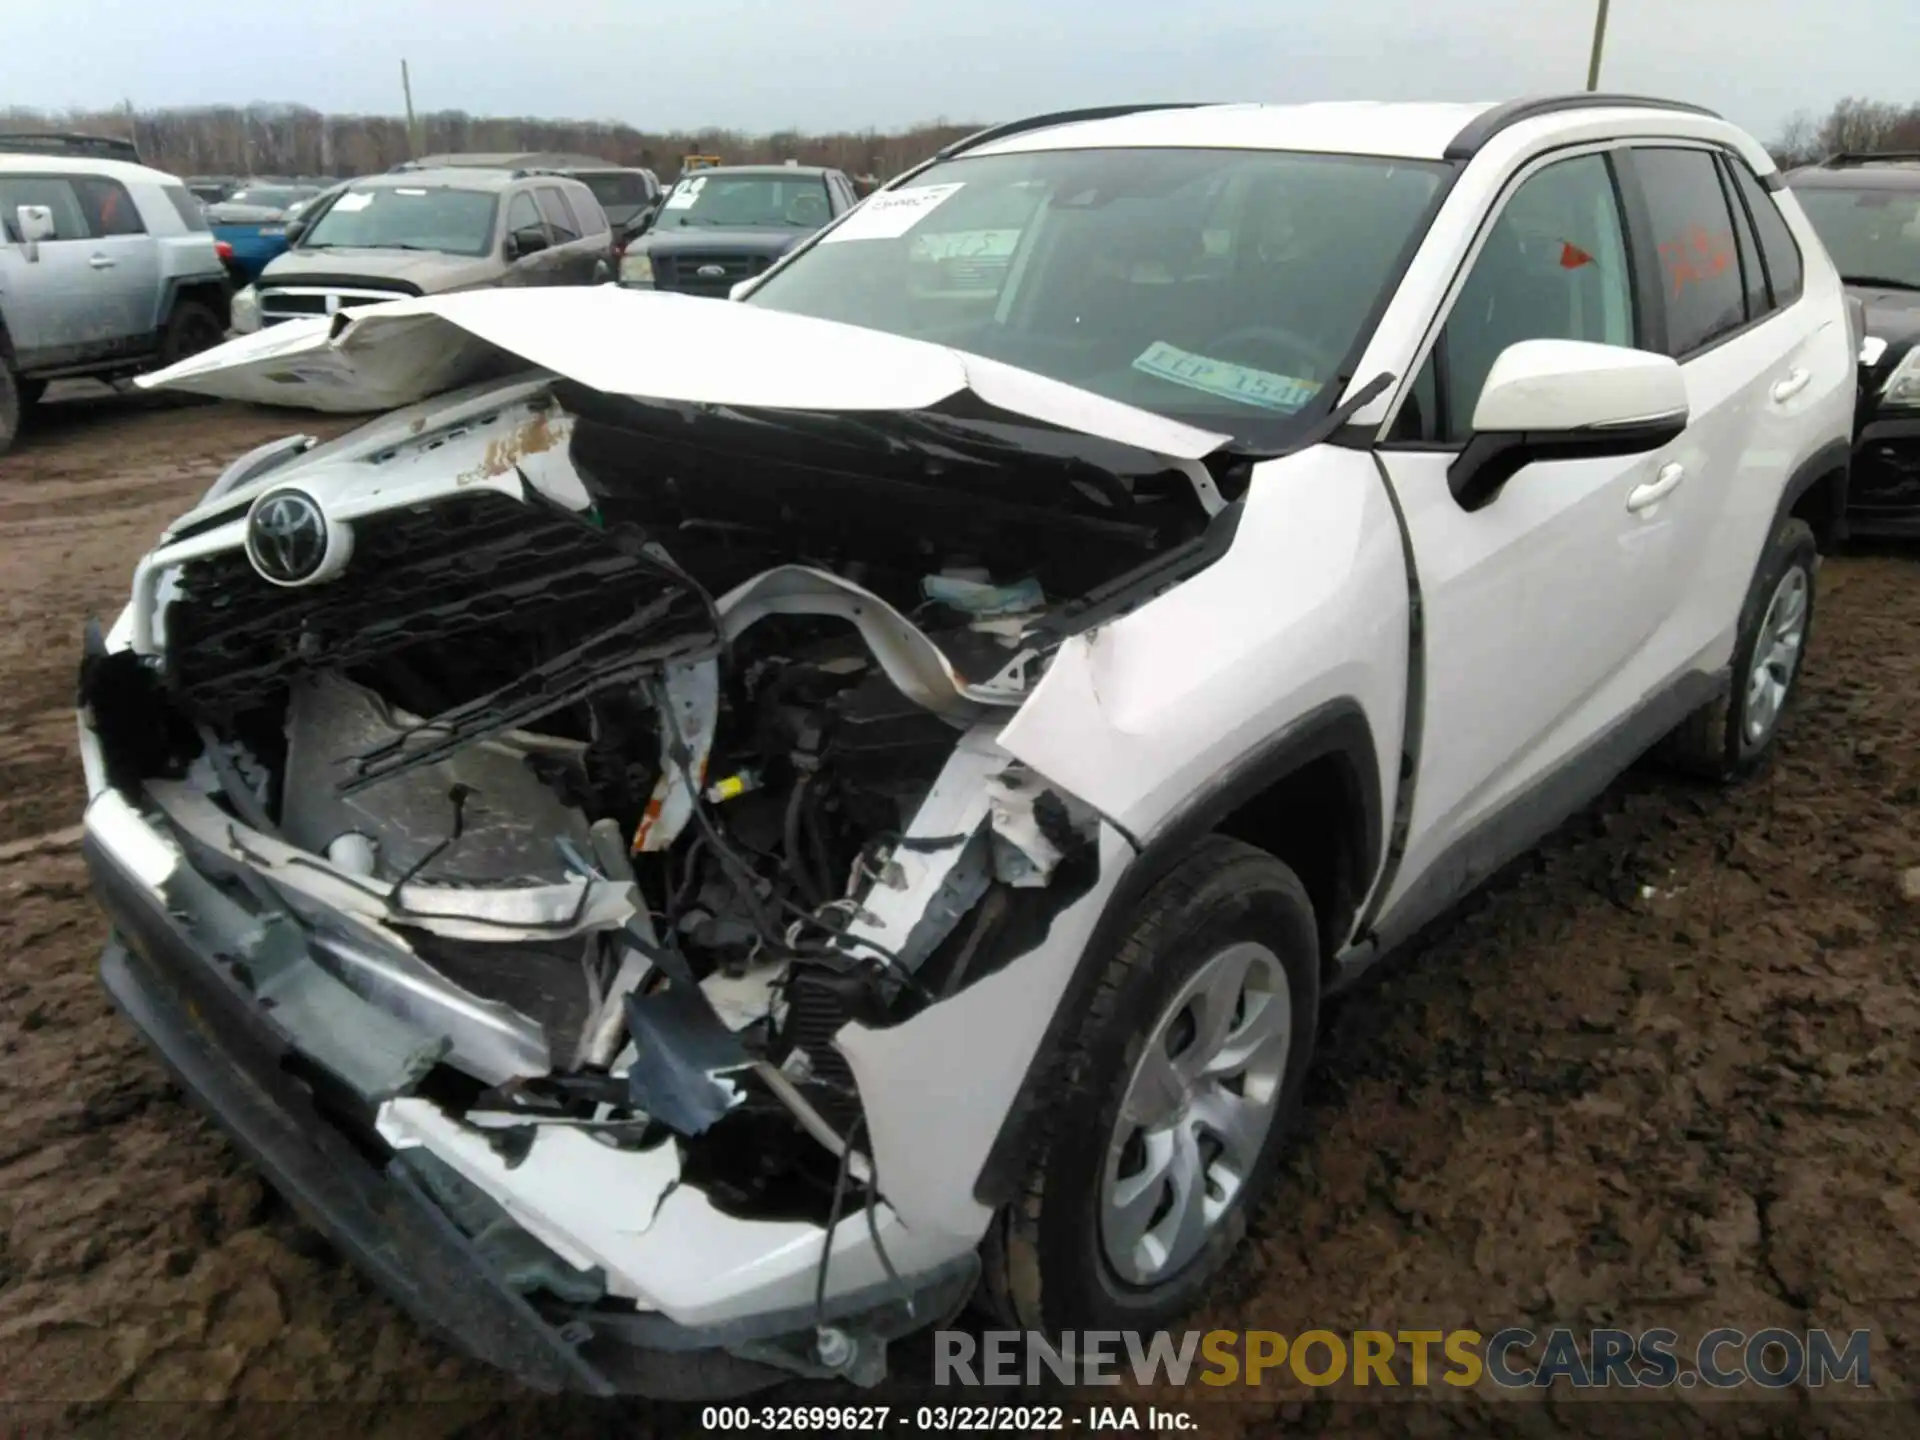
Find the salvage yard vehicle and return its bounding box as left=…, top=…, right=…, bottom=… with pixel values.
left=205, top=182, right=325, bottom=283
left=1788, top=151, right=1920, bottom=537
left=82, top=95, right=1853, bottom=1397
left=397, top=152, right=664, bottom=233
left=227, top=167, right=613, bottom=335
left=617, top=163, right=858, bottom=296
left=0, top=141, right=229, bottom=454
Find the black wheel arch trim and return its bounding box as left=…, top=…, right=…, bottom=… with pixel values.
left=1776, top=435, right=1853, bottom=545
left=971, top=696, right=1381, bottom=1209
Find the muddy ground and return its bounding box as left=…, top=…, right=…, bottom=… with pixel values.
left=0, top=388, right=1915, bottom=1438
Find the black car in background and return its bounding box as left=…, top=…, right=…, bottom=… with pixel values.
left=616, top=163, right=859, bottom=297
left=1789, top=153, right=1920, bottom=537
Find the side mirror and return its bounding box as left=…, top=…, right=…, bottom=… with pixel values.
left=1448, top=339, right=1689, bottom=512
left=282, top=218, right=307, bottom=246
left=15, top=204, right=54, bottom=260
left=506, top=225, right=549, bottom=260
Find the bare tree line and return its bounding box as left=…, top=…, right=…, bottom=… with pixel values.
left=7, top=94, right=1920, bottom=181
left=0, top=102, right=986, bottom=181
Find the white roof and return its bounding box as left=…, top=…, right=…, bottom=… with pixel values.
left=0, top=152, right=183, bottom=187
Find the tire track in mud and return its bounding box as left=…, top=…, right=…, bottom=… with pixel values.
left=0, top=398, right=1914, bottom=1438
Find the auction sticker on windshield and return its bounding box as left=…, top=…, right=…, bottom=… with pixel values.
left=664, top=177, right=707, bottom=210
left=822, top=183, right=965, bottom=243
left=332, top=191, right=373, bottom=212
left=1132, top=340, right=1324, bottom=412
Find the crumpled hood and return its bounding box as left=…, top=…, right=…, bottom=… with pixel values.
left=260, top=246, right=499, bottom=293
left=136, top=286, right=1234, bottom=469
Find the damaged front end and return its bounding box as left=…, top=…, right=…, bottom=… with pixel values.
left=80, top=299, right=1243, bottom=1395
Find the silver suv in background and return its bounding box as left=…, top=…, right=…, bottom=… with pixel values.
left=0, top=135, right=231, bottom=454
left=231, top=167, right=613, bottom=333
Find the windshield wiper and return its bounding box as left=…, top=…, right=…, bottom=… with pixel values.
left=1842, top=274, right=1920, bottom=292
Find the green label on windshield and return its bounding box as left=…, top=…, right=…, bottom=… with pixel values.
left=1132, top=341, right=1323, bottom=413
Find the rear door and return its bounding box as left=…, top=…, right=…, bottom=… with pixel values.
left=534, top=184, right=595, bottom=283
left=70, top=174, right=160, bottom=344
left=1610, top=145, right=1825, bottom=679
left=1372, top=146, right=1691, bottom=908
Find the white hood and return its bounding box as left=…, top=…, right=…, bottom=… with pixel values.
left=138, top=286, right=1233, bottom=468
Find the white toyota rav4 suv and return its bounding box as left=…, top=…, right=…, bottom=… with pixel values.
left=80, top=95, right=1854, bottom=1396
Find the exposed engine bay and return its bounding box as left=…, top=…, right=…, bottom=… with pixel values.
left=85, top=369, right=1232, bottom=1255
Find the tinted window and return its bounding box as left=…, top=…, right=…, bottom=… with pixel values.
left=1408, top=153, right=1634, bottom=443
left=750, top=147, right=1447, bottom=444
left=534, top=186, right=580, bottom=242
left=1728, top=164, right=1804, bottom=304
left=72, top=176, right=145, bottom=236
left=0, top=176, right=88, bottom=240
left=163, top=183, right=210, bottom=231
left=1719, top=160, right=1770, bottom=321
left=300, top=185, right=499, bottom=257
left=581, top=171, right=651, bottom=208
left=1635, top=147, right=1746, bottom=356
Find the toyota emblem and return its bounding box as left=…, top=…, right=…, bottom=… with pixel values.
left=245, top=489, right=331, bottom=585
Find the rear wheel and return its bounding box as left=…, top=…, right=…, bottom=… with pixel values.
left=1665, top=515, right=1816, bottom=782
left=979, top=835, right=1319, bottom=1334
left=157, top=300, right=225, bottom=367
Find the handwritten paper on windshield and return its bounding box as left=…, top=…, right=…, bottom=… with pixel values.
left=664, top=177, right=707, bottom=211
left=1131, top=341, right=1323, bottom=413
left=821, top=183, right=965, bottom=243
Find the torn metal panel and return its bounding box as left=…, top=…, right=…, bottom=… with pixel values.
left=622, top=983, right=754, bottom=1136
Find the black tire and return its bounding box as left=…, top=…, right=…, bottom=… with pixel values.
left=18, top=377, right=45, bottom=409
left=1665, top=515, right=1817, bottom=782
left=157, top=300, right=225, bottom=367
left=979, top=835, right=1320, bottom=1335
left=0, top=360, right=20, bottom=458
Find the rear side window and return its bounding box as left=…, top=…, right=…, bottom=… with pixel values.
left=565, top=184, right=607, bottom=233
left=1725, top=160, right=1804, bottom=305
left=535, top=186, right=581, bottom=242
left=0, top=176, right=88, bottom=240
left=1633, top=147, right=1747, bottom=357
left=162, top=183, right=210, bottom=232
left=72, top=176, right=145, bottom=236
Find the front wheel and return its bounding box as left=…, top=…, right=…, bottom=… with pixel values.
left=980, top=835, right=1320, bottom=1335
left=1665, top=515, right=1817, bottom=782
left=0, top=361, right=20, bottom=457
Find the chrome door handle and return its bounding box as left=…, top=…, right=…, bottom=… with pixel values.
left=1627, top=462, right=1685, bottom=512
left=1771, top=368, right=1811, bottom=403
left=88, top=254, right=116, bottom=269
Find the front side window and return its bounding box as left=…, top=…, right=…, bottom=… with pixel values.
left=299, top=185, right=499, bottom=257
left=535, top=186, right=581, bottom=242
left=1793, top=183, right=1920, bottom=292
left=0, top=176, right=88, bottom=241
left=1399, top=153, right=1634, bottom=444
left=658, top=174, right=836, bottom=230
left=1634, top=147, right=1748, bottom=356
left=746, top=147, right=1448, bottom=442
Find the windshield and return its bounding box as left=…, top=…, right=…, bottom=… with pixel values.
left=1795, top=186, right=1920, bottom=289
left=583, top=172, right=651, bottom=209
left=745, top=147, right=1447, bottom=440
left=657, top=173, right=833, bottom=229
left=226, top=186, right=315, bottom=210
left=300, top=186, right=498, bottom=256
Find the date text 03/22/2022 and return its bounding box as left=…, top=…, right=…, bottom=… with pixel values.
left=699, top=1404, right=1198, bottom=1432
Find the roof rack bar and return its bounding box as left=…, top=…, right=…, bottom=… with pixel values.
left=1820, top=150, right=1920, bottom=168
left=936, top=102, right=1213, bottom=161
left=1444, top=93, right=1721, bottom=161
left=0, top=131, right=142, bottom=163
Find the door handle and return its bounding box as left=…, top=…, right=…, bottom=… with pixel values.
left=1771, top=368, right=1811, bottom=403
left=88, top=254, right=116, bottom=269
left=1626, top=463, right=1685, bottom=513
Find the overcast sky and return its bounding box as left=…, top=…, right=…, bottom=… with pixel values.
left=3, top=0, right=1914, bottom=144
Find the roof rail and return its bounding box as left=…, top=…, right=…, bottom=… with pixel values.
left=0, top=131, right=142, bottom=164
left=1444, top=93, right=1721, bottom=161
left=936, top=102, right=1213, bottom=160
left=1820, top=150, right=1920, bottom=168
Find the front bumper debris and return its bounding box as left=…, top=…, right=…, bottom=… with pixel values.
left=87, top=827, right=976, bottom=1398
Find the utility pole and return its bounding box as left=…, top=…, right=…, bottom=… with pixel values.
left=401, top=58, right=420, bottom=159
left=1585, top=0, right=1612, bottom=91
